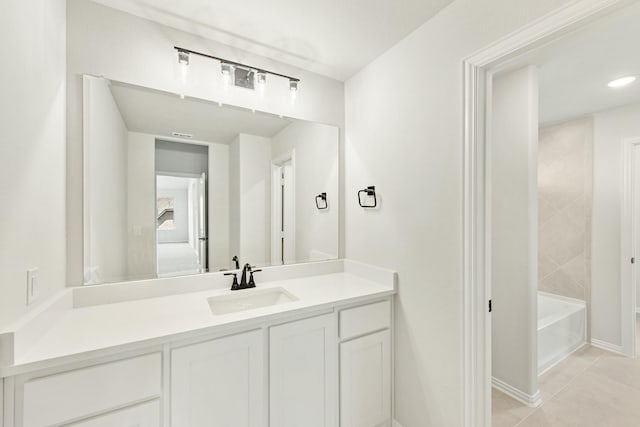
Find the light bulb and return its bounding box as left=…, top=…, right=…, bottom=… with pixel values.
left=177, top=50, right=189, bottom=66
left=289, top=79, right=298, bottom=103
left=255, top=71, right=267, bottom=87
left=221, top=63, right=233, bottom=87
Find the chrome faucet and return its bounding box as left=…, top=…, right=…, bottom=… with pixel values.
left=225, top=263, right=262, bottom=291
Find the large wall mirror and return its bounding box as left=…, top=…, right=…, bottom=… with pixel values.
left=83, top=75, right=339, bottom=285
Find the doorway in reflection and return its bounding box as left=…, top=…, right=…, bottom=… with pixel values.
left=155, top=141, right=208, bottom=277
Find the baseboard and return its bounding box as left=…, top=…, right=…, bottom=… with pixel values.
left=393, top=420, right=404, bottom=427
left=590, top=338, right=624, bottom=355
left=492, top=377, right=542, bottom=408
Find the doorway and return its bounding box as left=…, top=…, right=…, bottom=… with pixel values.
left=463, top=1, right=640, bottom=426
left=155, top=140, right=209, bottom=277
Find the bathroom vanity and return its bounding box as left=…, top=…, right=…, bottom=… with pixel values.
left=0, top=260, right=396, bottom=427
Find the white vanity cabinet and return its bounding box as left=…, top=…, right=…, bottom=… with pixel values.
left=269, top=314, right=338, bottom=427
left=339, top=301, right=392, bottom=427
left=171, top=329, right=265, bottom=427
left=12, top=353, right=161, bottom=427
left=2, top=296, right=394, bottom=427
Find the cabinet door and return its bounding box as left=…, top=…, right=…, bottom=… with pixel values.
left=67, top=400, right=160, bottom=427
left=171, top=330, right=265, bottom=427
left=269, top=314, right=337, bottom=427
left=340, top=330, right=391, bottom=427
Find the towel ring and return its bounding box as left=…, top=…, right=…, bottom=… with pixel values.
left=358, top=186, right=377, bottom=208
left=315, top=193, right=328, bottom=210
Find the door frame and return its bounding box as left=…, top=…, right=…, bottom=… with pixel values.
left=621, top=137, right=640, bottom=357
left=462, top=1, right=628, bottom=425
left=154, top=171, right=207, bottom=275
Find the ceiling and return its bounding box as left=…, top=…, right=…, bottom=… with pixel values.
left=109, top=81, right=292, bottom=143
left=91, top=0, right=453, bottom=80
left=498, top=1, right=640, bottom=125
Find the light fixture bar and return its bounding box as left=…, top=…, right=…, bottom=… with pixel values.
left=174, top=46, right=300, bottom=82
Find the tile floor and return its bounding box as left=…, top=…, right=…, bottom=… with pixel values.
left=492, top=315, right=640, bottom=427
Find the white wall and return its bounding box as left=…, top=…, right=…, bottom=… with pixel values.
left=66, top=0, right=345, bottom=285
left=491, top=66, right=539, bottom=397
left=208, top=143, right=230, bottom=272
left=155, top=140, right=208, bottom=176
left=83, top=76, right=129, bottom=283
left=0, top=0, right=67, bottom=329
left=127, top=132, right=156, bottom=280
left=592, top=102, right=640, bottom=345
left=272, top=121, right=339, bottom=262
left=230, top=134, right=272, bottom=266
left=229, top=136, right=241, bottom=265
left=344, top=0, right=571, bottom=425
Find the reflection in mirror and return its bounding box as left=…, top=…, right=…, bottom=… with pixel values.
left=82, top=75, right=339, bottom=285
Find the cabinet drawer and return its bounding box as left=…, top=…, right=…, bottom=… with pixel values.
left=22, top=353, right=161, bottom=427
left=339, top=300, right=390, bottom=340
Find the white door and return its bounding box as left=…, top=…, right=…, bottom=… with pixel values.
left=340, top=330, right=391, bottom=427
left=171, top=330, right=265, bottom=427
left=269, top=314, right=337, bottom=427
left=67, top=400, right=160, bottom=427
left=281, top=161, right=295, bottom=263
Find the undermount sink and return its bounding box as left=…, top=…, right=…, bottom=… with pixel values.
left=207, top=287, right=298, bottom=315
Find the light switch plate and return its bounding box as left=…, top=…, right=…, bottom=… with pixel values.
left=27, top=268, right=39, bottom=305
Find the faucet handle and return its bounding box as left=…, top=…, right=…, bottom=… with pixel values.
left=248, top=269, right=262, bottom=288
left=224, top=272, right=240, bottom=290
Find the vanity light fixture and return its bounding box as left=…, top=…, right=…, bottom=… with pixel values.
left=174, top=46, right=300, bottom=95
left=608, top=75, right=637, bottom=88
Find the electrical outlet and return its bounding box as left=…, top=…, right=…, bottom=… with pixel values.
left=26, top=268, right=39, bottom=305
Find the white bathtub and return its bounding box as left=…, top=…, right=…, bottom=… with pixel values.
left=538, top=292, right=586, bottom=374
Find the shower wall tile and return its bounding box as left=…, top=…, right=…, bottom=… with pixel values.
left=538, top=118, right=593, bottom=322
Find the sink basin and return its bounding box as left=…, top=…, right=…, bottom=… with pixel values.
left=207, top=287, right=298, bottom=315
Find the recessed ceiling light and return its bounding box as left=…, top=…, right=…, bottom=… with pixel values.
left=608, top=76, right=637, bottom=88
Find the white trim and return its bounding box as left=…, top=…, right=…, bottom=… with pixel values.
left=462, top=1, right=629, bottom=426
left=392, top=420, right=404, bottom=427
left=590, top=339, right=625, bottom=355
left=621, top=137, right=640, bottom=357
left=491, top=377, right=542, bottom=408
left=538, top=343, right=587, bottom=376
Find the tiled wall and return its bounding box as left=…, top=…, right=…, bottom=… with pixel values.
left=538, top=118, right=593, bottom=328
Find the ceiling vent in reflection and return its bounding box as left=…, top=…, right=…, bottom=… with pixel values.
left=171, top=131, right=193, bottom=139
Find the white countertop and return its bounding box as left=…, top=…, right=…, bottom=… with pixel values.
left=0, top=260, right=396, bottom=377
